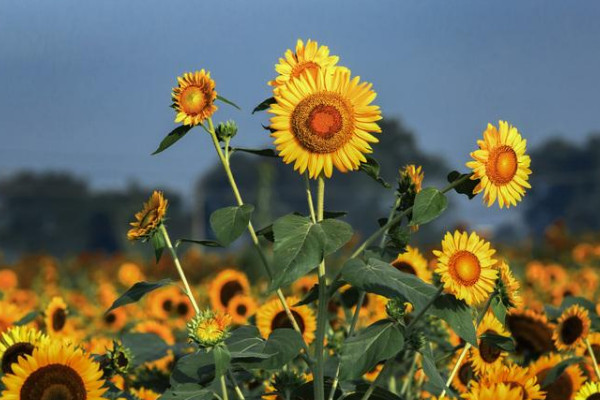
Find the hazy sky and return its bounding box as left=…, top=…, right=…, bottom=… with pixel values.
left=2, top=0, right=600, bottom=201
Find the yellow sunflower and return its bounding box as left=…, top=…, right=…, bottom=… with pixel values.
left=100, top=307, right=128, bottom=332
left=576, top=332, right=600, bottom=369
left=433, top=231, right=498, bottom=306
left=506, top=308, right=555, bottom=358
left=1, top=341, right=106, bottom=400
left=391, top=245, right=432, bottom=283
left=172, top=70, right=218, bottom=126
left=464, top=382, right=527, bottom=400
left=127, top=191, right=168, bottom=241
left=402, top=164, right=424, bottom=193
left=269, top=66, right=382, bottom=179
left=0, top=268, right=18, bottom=291
left=472, top=362, right=545, bottom=400
left=227, top=294, right=257, bottom=325
left=134, top=320, right=175, bottom=345
left=256, top=296, right=316, bottom=345
left=208, top=269, right=250, bottom=312
left=530, top=353, right=585, bottom=400
left=44, top=296, right=69, bottom=337
left=147, top=285, right=181, bottom=320
left=117, top=262, right=145, bottom=287
left=187, top=310, right=232, bottom=347
left=292, top=275, right=319, bottom=297
left=0, top=326, right=48, bottom=375
left=450, top=352, right=477, bottom=393
left=496, top=261, right=523, bottom=309
left=575, top=382, right=600, bottom=400
left=470, top=312, right=509, bottom=375
left=466, top=120, right=532, bottom=208
left=553, top=305, right=591, bottom=351
left=269, top=39, right=340, bottom=88
left=132, top=387, right=161, bottom=400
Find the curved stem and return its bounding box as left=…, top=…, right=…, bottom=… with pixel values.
left=160, top=224, right=200, bottom=315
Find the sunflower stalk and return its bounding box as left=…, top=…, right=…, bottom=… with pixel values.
left=586, top=338, right=600, bottom=380
left=220, top=375, right=229, bottom=400
left=228, top=370, right=246, bottom=400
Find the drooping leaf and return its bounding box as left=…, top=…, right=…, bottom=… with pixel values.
left=107, top=279, right=172, bottom=313
left=213, top=344, right=231, bottom=378
left=359, top=155, right=391, bottom=188
left=320, top=218, right=353, bottom=255
left=252, top=97, right=276, bottom=114
left=216, top=95, right=241, bottom=110
left=541, top=357, right=583, bottom=387
left=121, top=333, right=169, bottom=366
left=480, top=332, right=516, bottom=352
left=209, top=205, right=254, bottom=246
left=231, top=147, right=278, bottom=157
left=152, top=125, right=193, bottom=155
left=160, top=383, right=214, bottom=400
left=151, top=230, right=166, bottom=262
left=430, top=294, right=478, bottom=346
left=447, top=171, right=479, bottom=199
left=175, top=239, right=223, bottom=248
left=14, top=311, right=39, bottom=326
left=410, top=188, right=448, bottom=226
left=339, top=320, right=404, bottom=380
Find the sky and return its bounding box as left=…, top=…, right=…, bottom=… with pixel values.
left=1, top=0, right=600, bottom=207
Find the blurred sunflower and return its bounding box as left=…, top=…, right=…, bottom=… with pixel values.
left=433, top=231, right=498, bottom=306
left=127, top=191, right=168, bottom=241
left=553, top=305, right=590, bottom=351
left=1, top=341, right=106, bottom=400
left=172, top=70, right=218, bottom=126
left=576, top=332, right=600, bottom=367
left=269, top=66, right=382, bottom=179
left=227, top=294, right=257, bottom=325
left=208, top=269, right=250, bottom=312
left=575, top=382, right=600, bottom=400
left=134, top=320, right=175, bottom=345
left=293, top=275, right=318, bottom=297
left=496, top=261, right=523, bottom=309
left=117, top=262, right=145, bottom=287
left=132, top=387, right=161, bottom=400
left=0, top=326, right=47, bottom=375
left=0, top=268, right=18, bottom=291
left=473, top=362, right=545, bottom=400
left=148, top=286, right=181, bottom=320
left=44, top=296, right=69, bottom=337
left=256, top=296, right=316, bottom=345
left=507, top=308, right=555, bottom=358
left=464, top=382, right=526, bottom=400
left=100, top=307, right=128, bottom=332
left=0, top=301, right=23, bottom=333
left=470, top=312, right=509, bottom=374
left=466, top=120, right=531, bottom=208
left=269, top=39, right=340, bottom=88
left=530, top=353, right=585, bottom=400
left=391, top=246, right=432, bottom=283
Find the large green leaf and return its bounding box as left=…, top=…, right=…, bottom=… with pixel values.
left=152, top=125, right=193, bottom=155
left=159, top=383, right=214, bottom=400
left=121, top=333, right=169, bottom=366
left=213, top=344, right=231, bottom=378
left=491, top=295, right=508, bottom=325
left=209, top=204, right=254, bottom=246
left=320, top=218, right=353, bottom=255
left=169, top=351, right=215, bottom=386
left=430, top=294, right=477, bottom=346
left=257, top=329, right=304, bottom=370
left=410, top=188, right=448, bottom=226
left=106, top=279, right=172, bottom=313
left=419, top=344, right=446, bottom=395
left=339, top=320, right=404, bottom=380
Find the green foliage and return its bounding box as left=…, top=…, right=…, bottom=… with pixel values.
left=160, top=383, right=214, bottom=400
left=491, top=295, right=508, bottom=325
left=430, top=295, right=477, bottom=346
left=216, top=95, right=241, bottom=110
left=359, top=155, right=391, bottom=188
left=419, top=344, right=446, bottom=395
left=175, top=239, right=222, bottom=248
left=14, top=311, right=39, bottom=326
left=231, top=147, right=278, bottom=157
left=212, top=344, right=231, bottom=378
left=151, top=230, right=166, bottom=262
left=410, top=188, right=448, bottom=226
left=107, top=279, right=172, bottom=313
left=252, top=97, right=276, bottom=114
left=152, top=125, right=193, bottom=155
left=121, top=333, right=169, bottom=367
left=209, top=204, right=255, bottom=246
left=447, top=171, right=479, bottom=199
left=479, top=332, right=516, bottom=352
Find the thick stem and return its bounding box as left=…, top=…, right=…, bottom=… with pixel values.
left=314, top=176, right=328, bottom=400
left=160, top=224, right=200, bottom=315
left=586, top=338, right=600, bottom=380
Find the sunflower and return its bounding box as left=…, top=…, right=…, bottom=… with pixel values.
left=0, top=268, right=18, bottom=291
left=575, top=382, right=600, bottom=400
left=576, top=332, right=600, bottom=369
left=450, top=352, right=477, bottom=393
left=147, top=285, right=181, bottom=320
left=132, top=387, right=161, bottom=400
left=227, top=294, right=258, bottom=325
left=44, top=296, right=70, bottom=337
left=464, top=382, right=527, bottom=400
left=391, top=246, right=432, bottom=283
left=100, top=307, right=128, bottom=332
left=117, top=262, right=145, bottom=287
left=269, top=66, right=382, bottom=179
left=127, top=191, right=168, bottom=241
left=187, top=310, right=232, bottom=347
left=472, top=362, right=545, bottom=400
left=0, top=326, right=48, bottom=375
left=554, top=305, right=591, bottom=351
left=173, top=295, right=195, bottom=321
left=433, top=231, right=498, bottom=306
left=1, top=341, right=106, bottom=400
left=269, top=39, right=340, bottom=88
left=293, top=275, right=318, bottom=297
left=530, top=353, right=585, bottom=400
left=507, top=308, right=555, bottom=359
left=134, top=320, right=175, bottom=345
left=496, top=261, right=523, bottom=309
left=402, top=164, right=424, bottom=193
left=364, top=363, right=383, bottom=382
left=470, top=312, right=509, bottom=374
left=172, top=70, right=218, bottom=126
left=256, top=296, right=316, bottom=345
left=466, top=120, right=532, bottom=208
left=208, top=269, right=250, bottom=312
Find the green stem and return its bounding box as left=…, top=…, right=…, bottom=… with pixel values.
left=159, top=224, right=200, bottom=315
left=228, top=370, right=246, bottom=400
left=220, top=375, right=229, bottom=400
left=399, top=352, right=420, bottom=397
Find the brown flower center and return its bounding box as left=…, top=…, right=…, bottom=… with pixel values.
left=271, top=310, right=305, bottom=333
left=588, top=394, right=600, bottom=400
left=2, top=342, right=35, bottom=374
left=104, top=312, right=116, bottom=325
left=181, top=86, right=207, bottom=115
left=219, top=281, right=244, bottom=307
left=20, top=364, right=87, bottom=400
left=458, top=361, right=475, bottom=386
left=560, top=316, right=584, bottom=345
left=162, top=299, right=173, bottom=312
left=487, top=145, right=518, bottom=185
left=479, top=330, right=502, bottom=363
left=176, top=302, right=189, bottom=316
left=52, top=308, right=67, bottom=332
left=449, top=251, right=481, bottom=286
left=536, top=368, right=573, bottom=400
left=391, top=261, right=417, bottom=276
left=236, top=304, right=248, bottom=316
left=507, top=314, right=554, bottom=357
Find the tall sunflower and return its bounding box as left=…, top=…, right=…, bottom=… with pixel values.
left=466, top=121, right=532, bottom=208
left=0, top=326, right=48, bottom=375
left=390, top=246, right=432, bottom=283
left=433, top=231, right=498, bottom=306
left=208, top=269, right=250, bottom=313
left=1, top=341, right=106, bottom=400
left=256, top=296, right=316, bottom=345
left=530, top=353, right=585, bottom=400
left=470, top=312, right=509, bottom=374
left=172, top=70, right=218, bottom=126
left=553, top=305, right=590, bottom=351
left=269, top=66, right=382, bottom=178
left=127, top=191, right=168, bottom=241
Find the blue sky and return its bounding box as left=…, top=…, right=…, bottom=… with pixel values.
left=1, top=0, right=600, bottom=202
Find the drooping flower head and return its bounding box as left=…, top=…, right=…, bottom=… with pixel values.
left=466, top=121, right=532, bottom=208
left=187, top=310, right=232, bottom=348
left=127, top=191, right=168, bottom=241
left=496, top=261, right=523, bottom=310
left=401, top=164, right=424, bottom=193
left=172, top=70, right=218, bottom=126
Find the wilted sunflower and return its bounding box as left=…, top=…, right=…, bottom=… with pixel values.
left=472, top=362, right=545, bottom=400
left=269, top=39, right=340, bottom=88
left=269, top=66, right=382, bottom=178
left=227, top=294, right=257, bottom=325
left=575, top=382, right=600, bottom=400
left=470, top=312, right=509, bottom=374
left=1, top=341, right=106, bottom=400
left=433, top=231, right=498, bottom=306
left=0, top=326, right=48, bottom=375
left=553, top=304, right=590, bottom=351
left=391, top=246, right=432, bottom=283
left=127, top=191, right=168, bottom=241
left=172, top=70, right=218, bottom=126
left=44, top=296, right=69, bottom=337
left=208, top=269, right=250, bottom=312
left=256, top=296, right=316, bottom=345
left=530, top=353, right=585, bottom=400
left=464, top=382, right=526, bottom=400
left=466, top=120, right=532, bottom=208
left=506, top=308, right=555, bottom=358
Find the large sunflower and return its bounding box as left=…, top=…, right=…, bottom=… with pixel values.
left=470, top=312, right=509, bottom=375
left=172, top=70, right=218, bottom=126
left=466, top=120, right=532, bottom=208
left=433, top=231, right=498, bottom=306
left=553, top=304, right=591, bottom=351
left=471, top=362, right=545, bottom=400
left=256, top=296, right=316, bottom=345
left=208, top=269, right=250, bottom=313
left=530, top=353, right=585, bottom=400
left=575, top=382, right=600, bottom=400
left=269, top=66, right=382, bottom=179
left=0, top=326, right=48, bottom=375
left=1, top=341, right=106, bottom=400
left=269, top=39, right=340, bottom=88
left=127, top=191, right=168, bottom=241
left=391, top=246, right=432, bottom=283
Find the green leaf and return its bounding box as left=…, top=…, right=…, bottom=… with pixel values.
left=256, top=224, right=275, bottom=242
left=323, top=210, right=348, bottom=219
left=344, top=384, right=404, bottom=400
left=169, top=351, right=215, bottom=386
left=480, top=332, right=516, bottom=352
left=160, top=383, right=214, bottom=400
left=447, top=171, right=479, bottom=199
left=419, top=344, right=446, bottom=394
left=491, top=296, right=508, bottom=325
left=151, top=230, right=166, bottom=262
left=209, top=205, right=254, bottom=246
left=216, top=95, right=241, bottom=110
left=152, top=125, right=193, bottom=155
left=14, top=311, right=39, bottom=326
left=121, top=333, right=169, bottom=366
left=541, top=357, right=583, bottom=387
left=359, top=155, right=391, bottom=188
left=339, top=320, right=404, bottom=380
left=175, top=239, right=223, bottom=248
left=252, top=97, right=276, bottom=114
left=232, top=147, right=278, bottom=157
left=106, top=279, right=172, bottom=313
left=213, top=344, right=231, bottom=378
left=226, top=326, right=273, bottom=364
left=295, top=280, right=346, bottom=307
left=410, top=188, right=448, bottom=226
left=320, top=219, right=353, bottom=255
left=430, top=294, right=478, bottom=346
left=257, top=329, right=304, bottom=370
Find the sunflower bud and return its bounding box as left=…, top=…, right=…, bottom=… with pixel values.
left=187, top=310, right=232, bottom=348
left=386, top=298, right=408, bottom=323
left=408, top=330, right=427, bottom=352
left=215, top=120, right=238, bottom=142
left=107, top=341, right=133, bottom=375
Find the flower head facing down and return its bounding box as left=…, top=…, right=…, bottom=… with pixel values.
left=187, top=310, right=232, bottom=348
left=172, top=70, right=218, bottom=126
left=127, top=191, right=168, bottom=241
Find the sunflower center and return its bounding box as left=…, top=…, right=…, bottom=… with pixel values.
left=236, top=304, right=248, bottom=316
left=20, top=364, right=87, bottom=400
left=487, top=145, right=518, bottom=185
left=104, top=312, right=116, bottom=325
left=181, top=86, right=207, bottom=115
left=587, top=394, right=600, bottom=400
left=162, top=299, right=173, bottom=312
left=291, top=92, right=353, bottom=153
left=560, top=316, right=584, bottom=345
left=449, top=251, right=481, bottom=286
left=536, top=368, right=573, bottom=400
left=2, top=342, right=35, bottom=374
left=391, top=261, right=417, bottom=276
left=458, top=361, right=475, bottom=386
left=507, top=314, right=554, bottom=357
left=220, top=281, right=244, bottom=307
left=479, top=330, right=502, bottom=363
left=52, top=309, right=67, bottom=332
left=176, top=302, right=189, bottom=316
left=271, top=310, right=305, bottom=333
left=292, top=61, right=320, bottom=78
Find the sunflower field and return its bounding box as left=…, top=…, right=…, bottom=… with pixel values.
left=2, top=39, right=600, bottom=400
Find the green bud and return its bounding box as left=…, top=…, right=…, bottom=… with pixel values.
left=215, top=120, right=238, bottom=141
